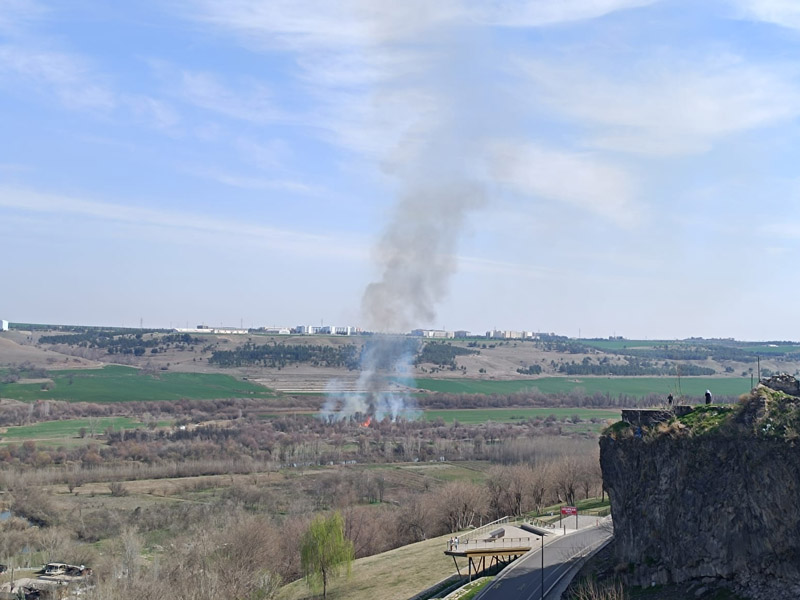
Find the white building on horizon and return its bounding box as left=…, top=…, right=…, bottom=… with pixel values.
left=0, top=319, right=8, bottom=331
left=411, top=329, right=455, bottom=339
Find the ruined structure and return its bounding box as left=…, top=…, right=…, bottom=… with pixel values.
left=600, top=376, right=800, bottom=599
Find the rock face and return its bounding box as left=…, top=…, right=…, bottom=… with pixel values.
left=601, top=391, right=800, bottom=598
left=761, top=373, right=800, bottom=397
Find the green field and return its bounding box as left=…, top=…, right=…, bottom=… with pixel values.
left=1, top=417, right=171, bottom=443
left=579, top=339, right=800, bottom=355
left=422, top=407, right=620, bottom=425
left=413, top=376, right=753, bottom=398
left=0, top=365, right=274, bottom=403
left=579, top=339, right=673, bottom=351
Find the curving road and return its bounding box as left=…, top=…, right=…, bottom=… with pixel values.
left=476, top=519, right=613, bottom=600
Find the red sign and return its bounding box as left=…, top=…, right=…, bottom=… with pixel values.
left=561, top=506, right=578, bottom=516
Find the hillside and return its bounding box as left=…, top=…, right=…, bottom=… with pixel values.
left=4, top=329, right=798, bottom=396
left=276, top=531, right=463, bottom=600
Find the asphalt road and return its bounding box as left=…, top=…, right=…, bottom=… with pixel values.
left=476, top=522, right=613, bottom=600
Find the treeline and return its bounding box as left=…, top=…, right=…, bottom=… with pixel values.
left=0, top=412, right=587, bottom=471
left=209, top=342, right=360, bottom=369
left=415, top=342, right=478, bottom=368
left=565, top=339, right=800, bottom=363
left=1, top=361, right=49, bottom=383
left=557, top=358, right=715, bottom=376
left=38, top=330, right=202, bottom=356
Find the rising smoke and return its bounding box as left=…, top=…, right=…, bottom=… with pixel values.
left=321, top=336, right=420, bottom=422
left=323, top=9, right=492, bottom=422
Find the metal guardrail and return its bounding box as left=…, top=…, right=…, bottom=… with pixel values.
left=460, top=517, right=510, bottom=543
left=456, top=536, right=535, bottom=550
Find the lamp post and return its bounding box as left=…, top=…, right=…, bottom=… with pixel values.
left=541, top=535, right=544, bottom=600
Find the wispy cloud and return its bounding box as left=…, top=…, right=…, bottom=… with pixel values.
left=518, top=55, right=800, bottom=155
left=0, top=0, right=46, bottom=35
left=489, top=140, right=639, bottom=225
left=0, top=45, right=115, bottom=110
left=474, top=0, right=661, bottom=27
left=175, top=69, right=284, bottom=124
left=179, top=0, right=662, bottom=157
left=731, top=0, right=800, bottom=30
left=0, top=185, right=362, bottom=258
left=126, top=95, right=181, bottom=132
left=188, top=167, right=321, bottom=194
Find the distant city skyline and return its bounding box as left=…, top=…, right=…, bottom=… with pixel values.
left=3, top=1, right=800, bottom=340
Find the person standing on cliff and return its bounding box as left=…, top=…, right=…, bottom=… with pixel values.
left=667, top=393, right=673, bottom=407
left=705, top=389, right=712, bottom=405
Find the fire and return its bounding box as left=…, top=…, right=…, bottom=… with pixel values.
left=361, top=416, right=372, bottom=427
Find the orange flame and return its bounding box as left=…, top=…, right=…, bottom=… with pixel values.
left=361, top=416, right=372, bottom=427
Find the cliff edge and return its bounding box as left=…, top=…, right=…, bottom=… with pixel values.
left=600, top=376, right=800, bottom=599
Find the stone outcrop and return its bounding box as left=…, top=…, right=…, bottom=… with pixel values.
left=601, top=382, right=800, bottom=599
left=761, top=373, right=800, bottom=397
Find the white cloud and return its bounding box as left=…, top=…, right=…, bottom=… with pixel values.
left=759, top=222, right=800, bottom=239
left=179, top=1, right=664, bottom=157
left=0, top=45, right=115, bottom=110
left=519, top=55, right=800, bottom=155
left=0, top=0, right=45, bottom=35
left=126, top=95, right=181, bottom=131
left=0, top=185, right=362, bottom=258
left=235, top=138, right=291, bottom=170
left=732, top=0, right=800, bottom=30
left=189, top=167, right=321, bottom=194
left=185, top=0, right=460, bottom=49
left=489, top=140, right=638, bottom=225
left=474, top=0, right=661, bottom=27
left=175, top=69, right=283, bottom=124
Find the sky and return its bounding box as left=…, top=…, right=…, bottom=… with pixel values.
left=2, top=0, right=800, bottom=340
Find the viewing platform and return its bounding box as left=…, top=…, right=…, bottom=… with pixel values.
left=444, top=516, right=569, bottom=580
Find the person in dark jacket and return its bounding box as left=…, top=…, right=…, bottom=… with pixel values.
left=705, top=390, right=712, bottom=405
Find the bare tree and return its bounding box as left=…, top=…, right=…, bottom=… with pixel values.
left=433, top=481, right=487, bottom=532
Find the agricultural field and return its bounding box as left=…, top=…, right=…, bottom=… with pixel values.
left=422, top=407, right=619, bottom=425
left=413, top=376, right=754, bottom=398
left=579, top=339, right=675, bottom=351
left=0, top=364, right=274, bottom=403
left=0, top=417, right=172, bottom=446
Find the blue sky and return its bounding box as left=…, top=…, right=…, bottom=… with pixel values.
left=2, top=0, right=800, bottom=339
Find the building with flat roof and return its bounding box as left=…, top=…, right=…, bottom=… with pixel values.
left=0, top=319, right=8, bottom=331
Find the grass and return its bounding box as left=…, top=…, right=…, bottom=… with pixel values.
left=276, top=530, right=469, bottom=600
left=535, top=496, right=611, bottom=520
left=675, top=405, right=735, bottom=434
left=0, top=417, right=171, bottom=444
left=0, top=365, right=274, bottom=403
left=413, top=377, right=752, bottom=398
left=423, top=407, right=619, bottom=425
left=452, top=577, right=493, bottom=600
left=399, top=462, right=490, bottom=485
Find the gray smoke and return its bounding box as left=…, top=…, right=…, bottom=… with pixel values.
left=323, top=11, right=492, bottom=422
left=362, top=181, right=485, bottom=333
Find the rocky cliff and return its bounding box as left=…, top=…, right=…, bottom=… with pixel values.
left=600, top=379, right=800, bottom=599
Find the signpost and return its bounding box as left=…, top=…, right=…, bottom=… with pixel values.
left=561, top=506, right=578, bottom=530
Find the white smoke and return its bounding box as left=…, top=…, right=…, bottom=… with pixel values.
left=322, top=336, right=421, bottom=422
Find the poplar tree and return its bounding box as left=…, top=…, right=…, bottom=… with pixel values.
left=300, top=512, right=354, bottom=600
